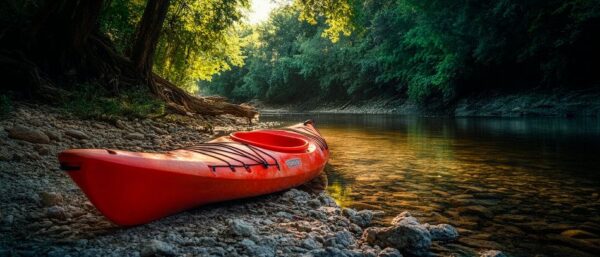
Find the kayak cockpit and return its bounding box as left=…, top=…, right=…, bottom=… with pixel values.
left=230, top=131, right=309, bottom=153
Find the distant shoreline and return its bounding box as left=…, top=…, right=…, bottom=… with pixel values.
left=255, top=88, right=600, bottom=118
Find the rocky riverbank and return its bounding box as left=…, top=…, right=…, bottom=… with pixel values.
left=0, top=103, right=505, bottom=257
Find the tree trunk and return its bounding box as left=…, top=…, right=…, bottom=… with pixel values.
left=128, top=0, right=171, bottom=82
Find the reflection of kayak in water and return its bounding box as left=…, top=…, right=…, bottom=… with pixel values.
left=58, top=120, right=329, bottom=226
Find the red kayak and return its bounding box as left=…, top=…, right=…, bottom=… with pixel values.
left=58, top=120, right=329, bottom=226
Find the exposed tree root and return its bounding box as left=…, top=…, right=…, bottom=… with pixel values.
left=153, top=74, right=258, bottom=120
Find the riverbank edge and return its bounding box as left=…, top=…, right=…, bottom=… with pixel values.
left=257, top=89, right=600, bottom=118
left=0, top=102, right=503, bottom=257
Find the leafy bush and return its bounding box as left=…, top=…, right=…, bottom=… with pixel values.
left=63, top=84, right=165, bottom=119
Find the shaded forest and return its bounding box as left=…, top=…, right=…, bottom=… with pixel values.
left=205, top=0, right=600, bottom=106
left=0, top=0, right=353, bottom=119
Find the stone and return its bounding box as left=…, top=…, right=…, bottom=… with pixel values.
left=378, top=248, right=403, bottom=257
left=34, top=144, right=50, bottom=155
left=424, top=223, right=459, bottom=241
left=40, top=192, right=64, bottom=207
left=7, top=125, right=50, bottom=144
left=47, top=206, right=67, bottom=220
left=275, top=211, right=293, bottom=220
left=125, top=132, right=145, bottom=140
left=343, top=208, right=374, bottom=227
left=363, top=212, right=431, bottom=257
left=318, top=193, right=338, bottom=207
left=152, top=127, right=169, bottom=135
left=140, top=240, right=175, bottom=257
left=282, top=189, right=311, bottom=204
left=391, top=211, right=420, bottom=226
left=479, top=250, right=506, bottom=257
left=65, top=129, right=89, bottom=140
left=228, top=219, right=256, bottom=237
left=325, top=230, right=355, bottom=248
left=115, top=120, right=127, bottom=129
left=44, top=130, right=62, bottom=141
left=301, top=237, right=322, bottom=250
left=240, top=239, right=275, bottom=257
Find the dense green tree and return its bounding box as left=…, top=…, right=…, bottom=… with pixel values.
left=205, top=0, right=600, bottom=106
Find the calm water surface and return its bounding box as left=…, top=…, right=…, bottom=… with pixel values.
left=262, top=113, right=600, bottom=257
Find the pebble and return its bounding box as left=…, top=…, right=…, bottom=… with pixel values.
left=140, top=240, right=175, bottom=257
left=39, top=192, right=64, bottom=207
left=34, top=145, right=50, bottom=155
left=47, top=206, right=67, bottom=220
left=44, top=130, right=62, bottom=141
left=125, top=132, right=145, bottom=140
left=343, top=208, right=373, bottom=227
left=228, top=219, right=256, bottom=237
left=65, top=129, right=89, bottom=140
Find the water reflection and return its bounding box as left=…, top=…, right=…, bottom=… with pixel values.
left=263, top=114, right=600, bottom=257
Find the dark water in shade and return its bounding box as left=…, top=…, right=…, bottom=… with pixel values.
left=261, top=113, right=600, bottom=257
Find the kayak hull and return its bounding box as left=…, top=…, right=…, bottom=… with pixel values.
left=58, top=122, right=328, bottom=226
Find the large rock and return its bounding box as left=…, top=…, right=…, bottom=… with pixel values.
left=363, top=212, right=431, bottom=256
left=6, top=125, right=50, bottom=144
left=140, top=239, right=175, bottom=257
left=227, top=219, right=256, bottom=237
left=343, top=208, right=374, bottom=227
left=65, top=129, right=89, bottom=140
left=424, top=223, right=459, bottom=241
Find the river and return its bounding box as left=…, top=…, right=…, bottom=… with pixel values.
left=261, top=113, right=600, bottom=257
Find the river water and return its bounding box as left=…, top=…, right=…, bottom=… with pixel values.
left=261, top=113, right=600, bottom=257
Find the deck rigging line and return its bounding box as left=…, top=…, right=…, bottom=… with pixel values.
left=279, top=127, right=328, bottom=150
left=182, top=125, right=326, bottom=172
left=183, top=142, right=280, bottom=172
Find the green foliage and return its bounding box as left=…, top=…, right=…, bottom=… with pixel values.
left=63, top=83, right=164, bottom=119
left=99, top=0, right=250, bottom=93
left=99, top=0, right=144, bottom=53
left=205, top=0, right=600, bottom=106
left=0, top=94, right=12, bottom=119
left=152, top=0, right=249, bottom=93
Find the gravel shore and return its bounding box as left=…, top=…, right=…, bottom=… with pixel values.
left=0, top=103, right=503, bottom=257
